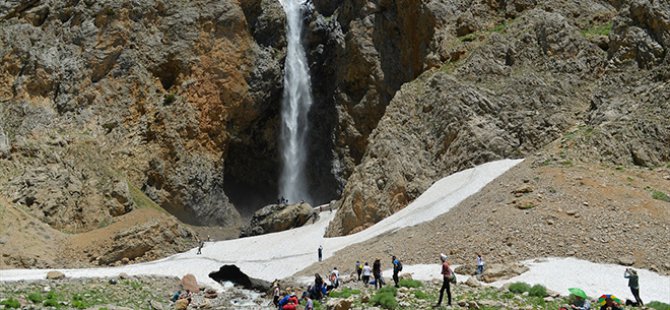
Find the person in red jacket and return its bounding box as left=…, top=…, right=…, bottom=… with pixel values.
left=435, top=253, right=452, bottom=307
left=281, top=293, right=299, bottom=310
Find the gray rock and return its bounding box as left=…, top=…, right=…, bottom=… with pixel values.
left=241, top=203, right=315, bottom=237
left=46, top=271, right=65, bottom=280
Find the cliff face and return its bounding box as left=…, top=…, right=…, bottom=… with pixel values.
left=1, top=0, right=668, bottom=265
left=326, top=0, right=670, bottom=236
left=0, top=0, right=289, bottom=232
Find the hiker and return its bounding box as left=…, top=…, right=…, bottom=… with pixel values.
left=600, top=297, right=623, bottom=310
left=476, top=254, right=485, bottom=276
left=330, top=267, right=340, bottom=288
left=362, top=262, right=372, bottom=287
left=318, top=245, right=323, bottom=262
left=355, top=261, right=362, bottom=281
left=272, top=283, right=281, bottom=307
left=196, top=241, right=204, bottom=255
left=435, top=253, right=452, bottom=307
left=624, top=268, right=643, bottom=306
left=392, top=255, right=402, bottom=288
left=302, top=292, right=314, bottom=310
left=569, top=295, right=591, bottom=310
left=314, top=273, right=324, bottom=300
left=373, top=258, right=383, bottom=289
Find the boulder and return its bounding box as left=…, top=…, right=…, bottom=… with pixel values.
left=46, top=271, right=65, bottom=280
left=481, top=263, right=529, bottom=283
left=209, top=264, right=271, bottom=292
left=240, top=203, right=315, bottom=237
left=465, top=276, right=481, bottom=287
left=326, top=297, right=352, bottom=310
left=181, top=274, right=199, bottom=292
left=174, top=299, right=189, bottom=310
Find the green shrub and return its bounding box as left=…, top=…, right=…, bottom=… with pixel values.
left=312, top=300, right=323, bottom=310
left=528, top=284, right=547, bottom=297
left=0, top=298, right=21, bottom=309
left=509, top=282, right=531, bottom=294
left=71, top=294, right=90, bottom=309
left=648, top=301, right=670, bottom=310
left=652, top=190, right=670, bottom=202
left=27, top=292, right=44, bottom=303
left=43, top=298, right=60, bottom=307
left=399, top=278, right=423, bottom=288
left=581, top=22, right=612, bottom=37
left=413, top=290, right=430, bottom=300
left=329, top=287, right=360, bottom=298
left=371, top=290, right=398, bottom=310
left=163, top=93, right=176, bottom=105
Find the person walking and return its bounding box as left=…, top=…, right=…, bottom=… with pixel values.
left=317, top=245, right=323, bottom=262
left=624, top=268, right=643, bottom=306
left=392, top=255, right=401, bottom=288
left=373, top=258, right=383, bottom=289
left=272, top=283, right=281, bottom=307
left=435, top=253, right=452, bottom=307
left=355, top=260, right=362, bottom=281
left=196, top=241, right=204, bottom=255
left=362, top=262, right=372, bottom=287
left=314, top=273, right=324, bottom=300
left=476, top=253, right=485, bottom=277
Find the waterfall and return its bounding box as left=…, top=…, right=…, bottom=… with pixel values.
left=279, top=0, right=313, bottom=204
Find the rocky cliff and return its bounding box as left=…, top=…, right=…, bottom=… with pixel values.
left=326, top=0, right=670, bottom=235
left=1, top=0, right=668, bottom=266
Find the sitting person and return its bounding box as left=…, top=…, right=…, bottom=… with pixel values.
left=570, top=295, right=591, bottom=310
left=600, top=297, right=624, bottom=310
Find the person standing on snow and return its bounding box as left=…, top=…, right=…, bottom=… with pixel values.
left=625, top=268, right=643, bottom=306
left=317, top=245, right=323, bottom=262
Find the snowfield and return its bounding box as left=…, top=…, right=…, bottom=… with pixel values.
left=2, top=159, right=669, bottom=303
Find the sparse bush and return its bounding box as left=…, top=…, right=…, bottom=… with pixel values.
left=163, top=93, right=176, bottom=105
left=27, top=292, right=44, bottom=303
left=71, top=294, right=90, bottom=309
left=528, top=284, right=547, bottom=297
left=329, top=287, right=360, bottom=298
left=371, top=288, right=398, bottom=310
left=509, top=282, right=531, bottom=294
left=581, top=22, right=612, bottom=37
left=648, top=301, right=670, bottom=310
left=399, top=278, right=423, bottom=288
left=413, top=290, right=430, bottom=299
left=651, top=190, right=670, bottom=202
left=0, top=298, right=21, bottom=308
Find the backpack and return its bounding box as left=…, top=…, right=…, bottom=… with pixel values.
left=396, top=260, right=403, bottom=272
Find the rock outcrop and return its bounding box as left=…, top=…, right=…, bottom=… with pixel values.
left=327, top=0, right=670, bottom=236
left=240, top=203, right=316, bottom=237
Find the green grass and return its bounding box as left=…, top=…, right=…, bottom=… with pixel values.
left=128, top=182, right=168, bottom=214
left=399, top=279, right=423, bottom=288
left=329, top=287, right=360, bottom=298
left=413, top=290, right=430, bottom=300
left=509, top=282, right=531, bottom=294
left=581, top=22, right=612, bottom=37
left=651, top=190, right=670, bottom=202
left=459, top=32, right=478, bottom=42
left=492, top=21, right=507, bottom=33
left=528, top=284, right=547, bottom=297
left=0, top=298, right=21, bottom=308
left=71, top=294, right=91, bottom=309
left=370, top=287, right=398, bottom=310
left=27, top=292, right=44, bottom=303
left=123, top=280, right=143, bottom=290
left=648, top=301, right=670, bottom=310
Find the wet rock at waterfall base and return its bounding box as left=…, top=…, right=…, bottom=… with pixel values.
left=209, top=265, right=271, bottom=292
left=240, top=202, right=316, bottom=237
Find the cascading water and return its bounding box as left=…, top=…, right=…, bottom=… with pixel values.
left=279, top=0, right=313, bottom=204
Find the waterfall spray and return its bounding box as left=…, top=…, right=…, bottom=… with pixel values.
left=279, top=0, right=313, bottom=204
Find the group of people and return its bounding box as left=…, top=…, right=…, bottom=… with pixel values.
left=563, top=268, right=644, bottom=310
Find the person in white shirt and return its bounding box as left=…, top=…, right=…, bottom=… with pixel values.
left=362, top=262, right=372, bottom=287
left=476, top=254, right=485, bottom=276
